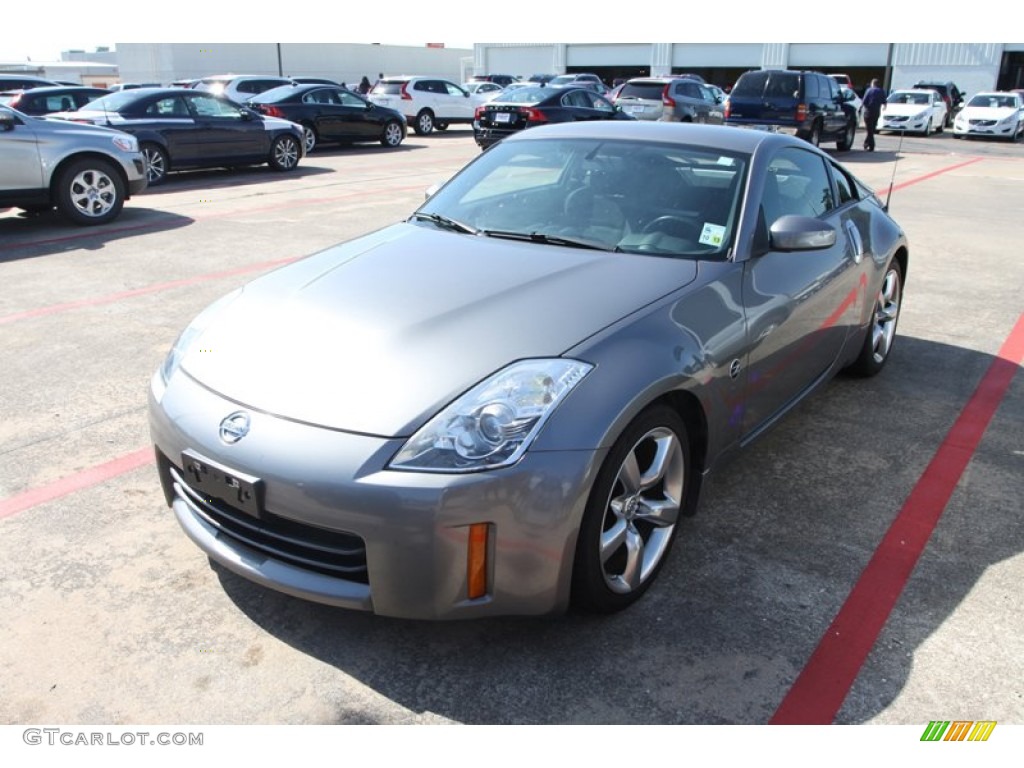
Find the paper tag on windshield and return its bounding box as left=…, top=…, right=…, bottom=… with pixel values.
left=699, top=223, right=726, bottom=247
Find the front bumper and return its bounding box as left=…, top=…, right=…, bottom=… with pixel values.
left=149, top=370, right=603, bottom=620
left=878, top=116, right=930, bottom=133
left=952, top=121, right=1019, bottom=138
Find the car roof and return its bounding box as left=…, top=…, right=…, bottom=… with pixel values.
left=500, top=117, right=801, bottom=154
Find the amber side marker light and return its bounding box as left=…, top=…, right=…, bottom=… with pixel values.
left=467, top=523, right=490, bottom=599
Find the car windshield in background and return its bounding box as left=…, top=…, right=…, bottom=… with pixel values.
left=731, top=71, right=799, bottom=98
left=888, top=92, right=931, bottom=105
left=415, top=137, right=747, bottom=259
left=547, top=75, right=577, bottom=86
left=967, top=94, right=1017, bottom=108
left=619, top=82, right=667, bottom=99
left=495, top=86, right=554, bottom=104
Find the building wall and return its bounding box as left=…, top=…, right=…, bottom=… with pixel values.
left=475, top=42, right=1012, bottom=94
left=116, top=43, right=472, bottom=87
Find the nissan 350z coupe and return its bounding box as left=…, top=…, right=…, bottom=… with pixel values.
left=149, top=121, right=909, bottom=620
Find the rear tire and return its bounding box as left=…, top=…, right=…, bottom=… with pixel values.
left=414, top=110, right=435, bottom=136
left=847, top=259, right=903, bottom=377
left=301, top=123, right=318, bottom=153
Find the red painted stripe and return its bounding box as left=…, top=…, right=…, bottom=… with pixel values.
left=0, top=448, right=154, bottom=521
left=882, top=157, right=983, bottom=195
left=770, top=311, right=1024, bottom=724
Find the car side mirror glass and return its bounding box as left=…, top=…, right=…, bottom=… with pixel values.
left=0, top=113, right=15, bottom=131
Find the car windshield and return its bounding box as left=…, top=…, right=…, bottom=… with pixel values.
left=493, top=87, right=552, bottom=104
left=548, top=75, right=576, bottom=86
left=414, top=137, right=748, bottom=260
left=888, top=92, right=931, bottom=105
left=619, top=82, right=667, bottom=100
left=967, top=94, right=1017, bottom=108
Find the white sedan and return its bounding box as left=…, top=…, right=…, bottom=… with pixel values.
left=877, top=89, right=948, bottom=135
left=952, top=92, right=1024, bottom=141
left=462, top=81, right=505, bottom=105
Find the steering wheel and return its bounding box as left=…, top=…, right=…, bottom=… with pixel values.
left=641, top=215, right=702, bottom=242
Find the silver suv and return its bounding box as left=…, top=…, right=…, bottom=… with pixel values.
left=0, top=105, right=148, bottom=225
left=616, top=77, right=724, bottom=123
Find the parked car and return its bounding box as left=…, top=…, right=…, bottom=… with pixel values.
left=367, top=76, right=475, bottom=135
left=472, top=86, right=634, bottom=149
left=290, top=77, right=342, bottom=86
left=877, top=89, right=948, bottom=135
left=149, top=121, right=908, bottom=620
left=548, top=73, right=609, bottom=94
left=660, top=78, right=725, bottom=123
left=0, top=75, right=59, bottom=91
left=194, top=75, right=296, bottom=105
left=724, top=69, right=858, bottom=151
left=0, top=86, right=109, bottom=115
left=462, top=81, right=505, bottom=103
left=952, top=91, right=1024, bottom=140
left=839, top=86, right=864, bottom=125
left=470, top=74, right=518, bottom=87
left=50, top=88, right=304, bottom=185
left=912, top=81, right=964, bottom=126
left=830, top=73, right=854, bottom=91
left=0, top=104, right=147, bottom=225
left=248, top=83, right=406, bottom=153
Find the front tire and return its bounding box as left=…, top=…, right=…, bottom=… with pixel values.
left=380, top=120, right=404, bottom=147
left=572, top=406, right=689, bottom=613
left=847, top=259, right=903, bottom=377
left=301, top=123, right=318, bottom=154
left=837, top=119, right=855, bottom=151
left=141, top=143, right=169, bottom=186
left=269, top=134, right=300, bottom=172
left=414, top=109, right=435, bottom=136
left=54, top=157, right=126, bottom=226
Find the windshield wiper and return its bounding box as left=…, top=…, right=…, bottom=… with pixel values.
left=409, top=211, right=478, bottom=235
left=480, top=229, right=614, bottom=252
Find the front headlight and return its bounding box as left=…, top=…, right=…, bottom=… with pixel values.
left=112, top=135, right=138, bottom=153
left=390, top=359, right=593, bottom=473
left=159, top=289, right=241, bottom=385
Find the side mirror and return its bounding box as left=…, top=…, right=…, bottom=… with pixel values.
left=769, top=215, right=837, bottom=252
left=0, top=112, right=16, bottom=132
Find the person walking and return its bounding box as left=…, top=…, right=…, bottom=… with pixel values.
left=358, top=76, right=371, bottom=95
left=862, top=78, right=886, bottom=151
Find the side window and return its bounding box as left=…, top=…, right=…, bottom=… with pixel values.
left=698, top=85, right=715, bottom=103
left=337, top=90, right=365, bottom=107
left=762, top=147, right=835, bottom=225
left=681, top=82, right=701, bottom=99
left=804, top=75, right=818, bottom=100
left=145, top=96, right=191, bottom=118
left=561, top=90, right=590, bottom=108
left=827, top=76, right=839, bottom=101
left=187, top=95, right=244, bottom=119
left=829, top=161, right=858, bottom=206
left=588, top=94, right=614, bottom=113
left=444, top=82, right=466, bottom=96
left=413, top=80, right=429, bottom=92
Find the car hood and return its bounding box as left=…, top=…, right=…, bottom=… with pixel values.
left=882, top=103, right=936, bottom=117
left=959, top=106, right=1018, bottom=120
left=181, top=223, right=698, bottom=436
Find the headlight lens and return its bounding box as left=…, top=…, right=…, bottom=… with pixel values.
left=112, top=135, right=138, bottom=153
left=390, top=359, right=593, bottom=473
left=159, top=289, right=241, bottom=385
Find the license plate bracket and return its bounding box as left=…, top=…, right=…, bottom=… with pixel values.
left=181, top=450, right=263, bottom=518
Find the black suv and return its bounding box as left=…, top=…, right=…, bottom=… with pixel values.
left=725, top=69, right=857, bottom=150
left=912, top=81, right=964, bottom=126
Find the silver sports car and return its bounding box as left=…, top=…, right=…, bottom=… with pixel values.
left=149, top=121, right=908, bottom=620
